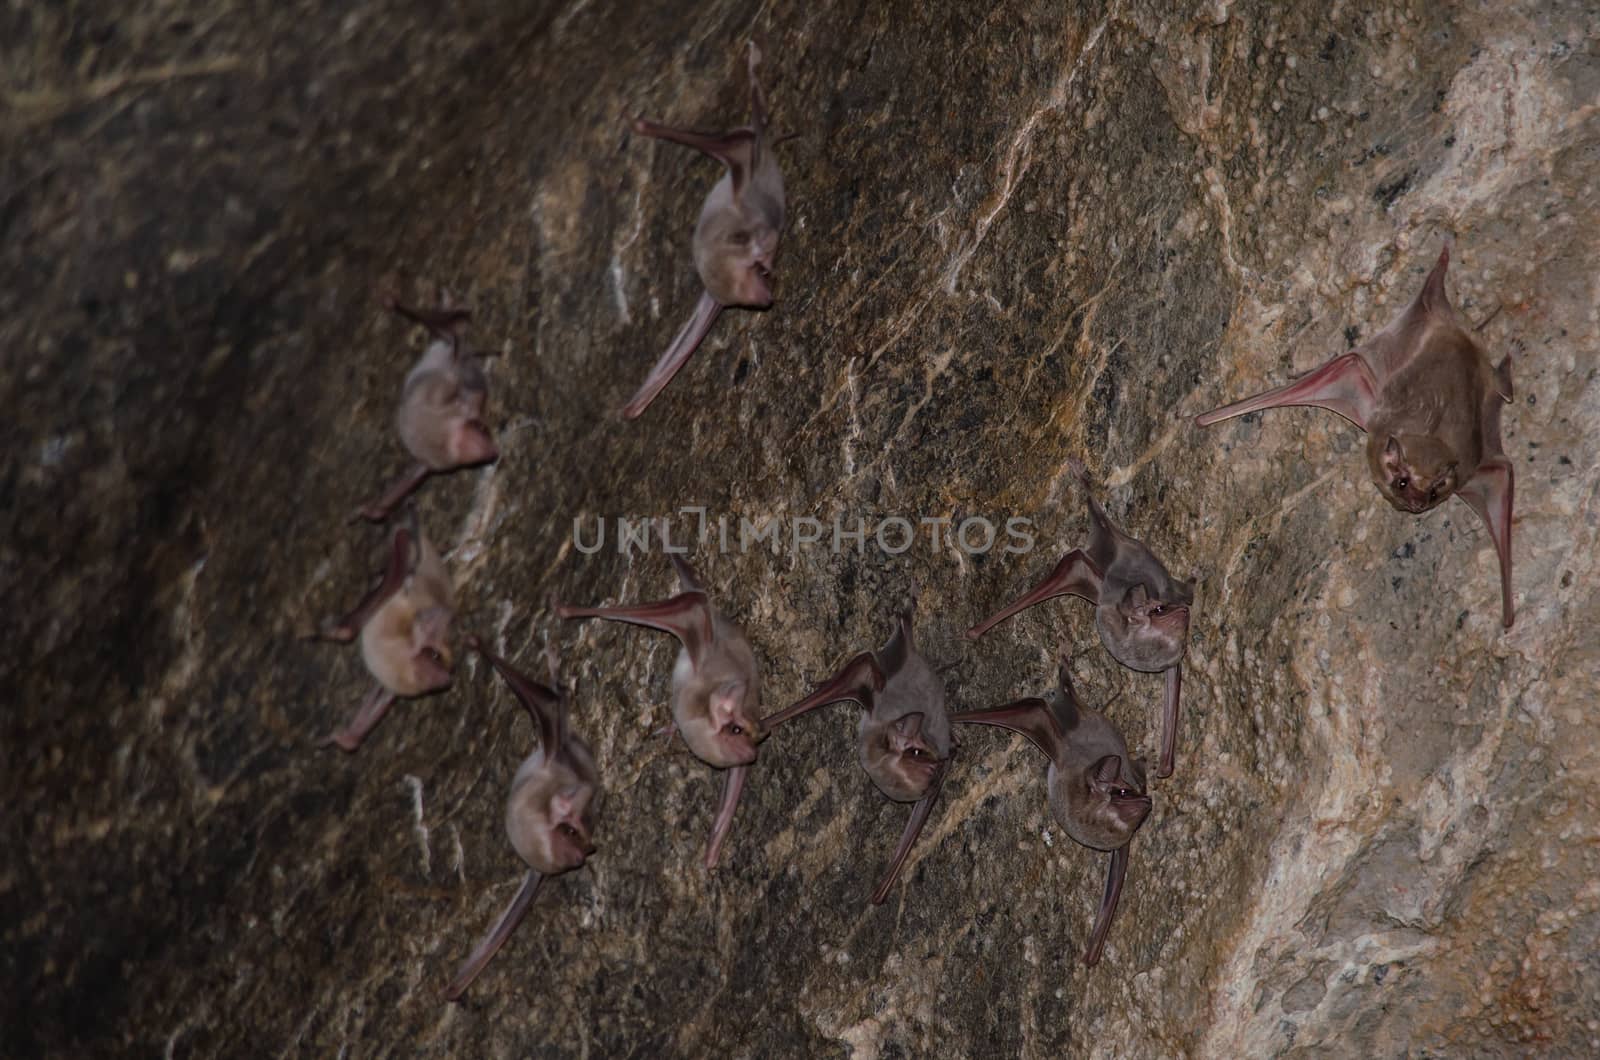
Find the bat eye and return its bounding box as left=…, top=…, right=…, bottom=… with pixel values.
left=422, top=647, right=443, bottom=664
left=729, top=230, right=751, bottom=245
left=727, top=723, right=744, bottom=737
left=1151, top=604, right=1166, bottom=616
left=1395, top=476, right=1409, bottom=490
left=1427, top=486, right=1438, bottom=503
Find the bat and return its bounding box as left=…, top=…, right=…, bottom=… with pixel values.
left=762, top=596, right=955, bottom=904
left=967, top=461, right=1193, bottom=778
left=1195, top=244, right=1515, bottom=627
left=621, top=40, right=786, bottom=418
left=951, top=646, right=1153, bottom=967
left=556, top=552, right=763, bottom=868
left=310, top=514, right=455, bottom=751
left=443, top=638, right=600, bottom=1001
left=354, top=299, right=499, bottom=523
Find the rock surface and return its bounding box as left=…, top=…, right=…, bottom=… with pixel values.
left=4, top=0, right=1597, bottom=1056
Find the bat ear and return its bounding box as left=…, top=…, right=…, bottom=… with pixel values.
left=550, top=789, right=575, bottom=820
left=1130, top=757, right=1149, bottom=788
left=1418, top=243, right=1451, bottom=314
left=1092, top=754, right=1123, bottom=788
left=411, top=605, right=451, bottom=649
left=890, top=713, right=927, bottom=753
left=1385, top=435, right=1403, bottom=459
left=709, top=682, right=746, bottom=728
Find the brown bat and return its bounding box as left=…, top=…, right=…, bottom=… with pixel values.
left=310, top=515, right=455, bottom=751
left=557, top=552, right=764, bottom=868
left=444, top=638, right=600, bottom=1002
left=621, top=41, right=786, bottom=419
left=967, top=461, right=1193, bottom=779
left=1195, top=244, right=1515, bottom=627
left=951, top=648, right=1152, bottom=967
left=354, top=299, right=499, bottom=522
left=762, top=598, right=955, bottom=904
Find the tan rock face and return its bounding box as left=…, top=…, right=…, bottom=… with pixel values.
left=5, top=0, right=1597, bottom=1056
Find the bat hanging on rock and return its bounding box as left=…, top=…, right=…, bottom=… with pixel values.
left=354, top=298, right=499, bottom=523
left=952, top=647, right=1153, bottom=967
left=967, top=460, right=1193, bottom=779
left=1195, top=244, right=1515, bottom=627
left=557, top=551, right=764, bottom=868
left=444, top=638, right=599, bottom=1001
left=309, top=512, right=455, bottom=751
left=621, top=40, right=786, bottom=418
left=762, top=594, right=955, bottom=905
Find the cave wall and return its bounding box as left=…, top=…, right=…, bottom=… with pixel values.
left=4, top=0, right=1598, bottom=1056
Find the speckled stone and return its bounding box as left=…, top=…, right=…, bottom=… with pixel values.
left=4, top=0, right=1597, bottom=1056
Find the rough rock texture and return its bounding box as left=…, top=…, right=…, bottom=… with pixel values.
left=5, top=0, right=1598, bottom=1056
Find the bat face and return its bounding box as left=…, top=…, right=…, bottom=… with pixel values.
left=453, top=420, right=499, bottom=466
left=398, top=341, right=500, bottom=471
left=1370, top=433, right=1459, bottom=514
left=694, top=185, right=779, bottom=308
left=1099, top=586, right=1190, bottom=673
left=507, top=743, right=600, bottom=876
left=1053, top=754, right=1152, bottom=853
left=673, top=646, right=763, bottom=768
left=359, top=544, right=456, bottom=697
left=859, top=712, right=943, bottom=802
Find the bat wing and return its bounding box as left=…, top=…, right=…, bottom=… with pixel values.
left=1453, top=352, right=1515, bottom=628
left=1081, top=844, right=1129, bottom=967
left=870, top=756, right=952, bottom=905
left=632, top=119, right=761, bottom=197
left=325, top=684, right=397, bottom=753
left=1156, top=666, right=1182, bottom=779
left=966, top=548, right=1103, bottom=640
left=558, top=590, right=716, bottom=668
left=950, top=697, right=1068, bottom=762
left=763, top=651, right=884, bottom=729
left=353, top=464, right=432, bottom=525
left=621, top=290, right=723, bottom=419
left=442, top=869, right=544, bottom=1001
left=703, top=763, right=749, bottom=869
left=469, top=638, right=568, bottom=755
left=1456, top=457, right=1515, bottom=629
left=317, top=526, right=415, bottom=641
left=1195, top=351, right=1380, bottom=431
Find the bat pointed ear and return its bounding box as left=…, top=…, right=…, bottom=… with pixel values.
left=1385, top=435, right=1403, bottom=459
left=709, top=683, right=745, bottom=727
left=1420, top=244, right=1451, bottom=312
left=893, top=712, right=926, bottom=741
left=550, top=790, right=575, bottom=819
left=1092, top=755, right=1123, bottom=786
